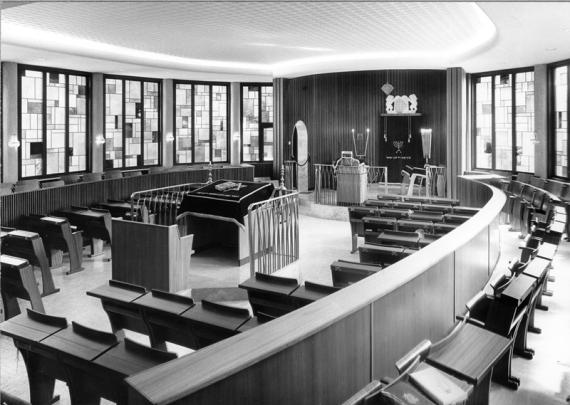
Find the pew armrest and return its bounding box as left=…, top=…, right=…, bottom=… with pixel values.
left=395, top=339, right=432, bottom=374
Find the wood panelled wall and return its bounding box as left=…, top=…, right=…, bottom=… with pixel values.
left=0, top=165, right=254, bottom=226
left=282, top=70, right=447, bottom=183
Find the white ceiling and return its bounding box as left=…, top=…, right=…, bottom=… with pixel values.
left=1, top=1, right=570, bottom=80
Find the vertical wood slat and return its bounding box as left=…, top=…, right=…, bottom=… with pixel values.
left=0, top=165, right=254, bottom=226
left=281, top=70, right=447, bottom=184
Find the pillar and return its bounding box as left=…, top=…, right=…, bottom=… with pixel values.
left=2, top=62, right=19, bottom=183
left=230, top=82, right=241, bottom=165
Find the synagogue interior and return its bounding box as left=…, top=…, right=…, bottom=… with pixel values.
left=1, top=2, right=570, bottom=405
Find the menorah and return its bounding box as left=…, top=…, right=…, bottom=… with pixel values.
left=393, top=140, right=404, bottom=155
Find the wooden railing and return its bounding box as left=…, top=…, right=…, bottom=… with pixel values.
left=0, top=165, right=254, bottom=226
left=126, top=176, right=505, bottom=405
left=248, top=190, right=299, bottom=277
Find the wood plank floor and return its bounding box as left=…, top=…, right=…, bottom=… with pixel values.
left=1, top=215, right=569, bottom=404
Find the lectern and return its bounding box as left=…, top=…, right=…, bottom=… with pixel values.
left=335, top=152, right=367, bottom=205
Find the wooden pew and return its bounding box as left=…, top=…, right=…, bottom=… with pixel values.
left=443, top=213, right=471, bottom=225
left=87, top=280, right=148, bottom=337
left=53, top=206, right=112, bottom=257
left=180, top=300, right=251, bottom=349
left=396, top=219, right=434, bottom=234
left=132, top=289, right=196, bottom=350
left=468, top=275, right=536, bottom=390
left=358, top=244, right=414, bottom=267
left=371, top=230, right=421, bottom=249
left=421, top=203, right=452, bottom=213
left=92, top=200, right=149, bottom=222
left=362, top=218, right=398, bottom=244
left=290, top=281, right=340, bottom=307
left=330, top=260, right=383, bottom=288
left=432, top=222, right=458, bottom=236
left=348, top=207, right=379, bottom=251
left=239, top=273, right=299, bottom=318
left=1, top=228, right=59, bottom=296
left=426, top=322, right=510, bottom=404
left=452, top=206, right=479, bottom=216
left=409, top=211, right=444, bottom=222
left=521, top=257, right=551, bottom=334
left=0, top=309, right=176, bottom=405
left=1, top=255, right=45, bottom=320
left=19, top=215, right=83, bottom=274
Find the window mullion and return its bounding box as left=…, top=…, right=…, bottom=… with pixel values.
left=491, top=75, right=496, bottom=170
left=512, top=74, right=517, bottom=173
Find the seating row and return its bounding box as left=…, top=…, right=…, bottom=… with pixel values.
left=238, top=272, right=340, bottom=318
left=0, top=308, right=175, bottom=405
left=349, top=205, right=474, bottom=253
left=343, top=177, right=566, bottom=405
left=87, top=280, right=257, bottom=351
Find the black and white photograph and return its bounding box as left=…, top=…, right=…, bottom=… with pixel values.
left=0, top=1, right=569, bottom=404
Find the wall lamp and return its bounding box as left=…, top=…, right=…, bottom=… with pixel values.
left=8, top=135, right=20, bottom=148
left=95, top=134, right=106, bottom=145
left=165, top=133, right=175, bottom=143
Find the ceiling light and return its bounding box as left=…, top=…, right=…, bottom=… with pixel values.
left=545, top=47, right=557, bottom=52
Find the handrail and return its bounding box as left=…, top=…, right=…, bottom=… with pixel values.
left=126, top=177, right=506, bottom=405
left=247, top=190, right=299, bottom=277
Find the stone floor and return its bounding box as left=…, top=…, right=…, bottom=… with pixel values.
left=1, top=213, right=569, bottom=404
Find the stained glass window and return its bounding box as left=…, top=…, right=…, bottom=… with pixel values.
left=173, top=81, right=229, bottom=165
left=175, top=83, right=193, bottom=164
left=554, top=66, right=568, bottom=178
left=20, top=69, right=44, bottom=177
left=515, top=72, right=535, bottom=173
left=241, top=84, right=273, bottom=162
left=19, top=67, right=89, bottom=178
left=494, top=74, right=513, bottom=171
left=105, top=78, right=123, bottom=168
left=144, top=82, right=160, bottom=166
left=242, top=86, right=260, bottom=162
left=474, top=76, right=492, bottom=169
left=68, top=75, right=88, bottom=172
left=104, top=76, right=161, bottom=169
left=212, top=85, right=228, bottom=162
left=194, top=84, right=210, bottom=163
left=472, top=69, right=534, bottom=173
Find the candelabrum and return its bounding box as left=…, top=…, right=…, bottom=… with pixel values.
left=351, top=128, right=370, bottom=162
left=420, top=128, right=432, bottom=165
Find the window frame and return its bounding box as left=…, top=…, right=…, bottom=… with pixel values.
left=17, top=64, right=92, bottom=179
left=172, top=80, right=231, bottom=165
left=103, top=74, right=162, bottom=170
left=240, top=83, right=274, bottom=163
left=471, top=66, right=535, bottom=174
left=548, top=58, right=570, bottom=180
